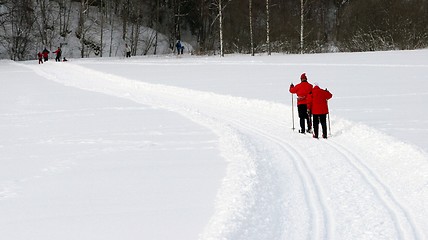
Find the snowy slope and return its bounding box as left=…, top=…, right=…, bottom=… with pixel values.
left=1, top=50, right=427, bottom=240
left=0, top=60, right=225, bottom=239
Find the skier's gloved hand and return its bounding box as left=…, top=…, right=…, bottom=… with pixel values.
left=290, top=83, right=294, bottom=88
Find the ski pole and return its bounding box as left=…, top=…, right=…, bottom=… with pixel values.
left=326, top=90, right=332, bottom=136
left=291, top=94, right=295, bottom=131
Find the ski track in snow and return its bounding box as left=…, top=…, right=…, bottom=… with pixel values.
left=325, top=141, right=421, bottom=239
left=228, top=117, right=332, bottom=240
left=21, top=61, right=427, bottom=240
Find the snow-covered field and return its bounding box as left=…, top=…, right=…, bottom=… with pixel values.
left=1, top=50, right=427, bottom=240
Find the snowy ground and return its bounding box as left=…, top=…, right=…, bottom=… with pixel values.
left=1, top=50, right=427, bottom=240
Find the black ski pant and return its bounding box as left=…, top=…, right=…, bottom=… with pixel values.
left=297, top=104, right=311, bottom=132
left=313, top=114, right=327, bottom=138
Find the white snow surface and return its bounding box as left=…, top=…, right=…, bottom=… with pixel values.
left=1, top=50, right=427, bottom=240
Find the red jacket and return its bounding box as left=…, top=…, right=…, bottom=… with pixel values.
left=310, top=86, right=332, bottom=114
left=289, top=80, right=313, bottom=105
left=42, top=49, right=49, bottom=57
left=54, top=48, right=61, bottom=55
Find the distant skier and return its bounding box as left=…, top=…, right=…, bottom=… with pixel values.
left=176, top=40, right=184, bottom=55
left=289, top=73, right=313, bottom=134
left=42, top=48, right=50, bottom=62
left=53, top=47, right=62, bottom=62
left=309, top=83, right=332, bottom=139
left=37, top=52, right=43, bottom=64
left=125, top=44, right=131, bottom=58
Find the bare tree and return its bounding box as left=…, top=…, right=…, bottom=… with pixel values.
left=128, top=0, right=142, bottom=56
left=300, top=0, right=304, bottom=53
left=154, top=0, right=159, bottom=54
left=122, top=0, right=130, bottom=41
left=194, top=0, right=217, bottom=54
left=218, top=0, right=224, bottom=56
left=33, top=0, right=50, bottom=47
left=58, top=0, right=72, bottom=39
left=265, top=0, right=270, bottom=55
left=77, top=0, right=86, bottom=57
left=249, top=0, right=254, bottom=56
left=107, top=0, right=115, bottom=57
left=141, top=28, right=158, bottom=55
left=77, top=0, right=98, bottom=57
left=214, top=0, right=232, bottom=56
left=99, top=0, right=104, bottom=57
left=0, top=0, right=35, bottom=60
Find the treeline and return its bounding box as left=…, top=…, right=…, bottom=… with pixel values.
left=0, top=0, right=427, bottom=60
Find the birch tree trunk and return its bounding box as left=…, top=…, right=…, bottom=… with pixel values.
left=175, top=0, right=181, bottom=40
left=78, top=0, right=86, bottom=58
left=249, top=0, right=254, bottom=56
left=219, top=0, right=224, bottom=57
left=154, top=0, right=159, bottom=55
left=108, top=0, right=114, bottom=57
left=266, top=0, right=270, bottom=55
left=99, top=0, right=104, bottom=57
left=300, top=0, right=304, bottom=53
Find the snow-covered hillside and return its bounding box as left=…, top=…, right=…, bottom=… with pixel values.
left=1, top=50, right=427, bottom=239
left=0, top=2, right=195, bottom=60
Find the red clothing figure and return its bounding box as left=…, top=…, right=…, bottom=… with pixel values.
left=53, top=47, right=62, bottom=62
left=310, top=85, right=333, bottom=139
left=311, top=86, right=333, bottom=115
left=289, top=73, right=313, bottom=105
left=42, top=48, right=49, bottom=61
left=37, top=52, right=43, bottom=64
left=289, top=73, right=313, bottom=133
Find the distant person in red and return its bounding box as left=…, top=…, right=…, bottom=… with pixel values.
left=289, top=73, right=313, bottom=134
left=310, top=83, right=333, bottom=139
left=37, top=52, right=43, bottom=64
left=42, top=48, right=49, bottom=61
left=53, top=47, right=62, bottom=62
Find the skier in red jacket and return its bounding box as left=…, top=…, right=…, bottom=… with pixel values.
left=53, top=47, right=62, bottom=62
left=37, top=52, right=43, bottom=64
left=310, top=84, right=333, bottom=139
left=290, top=73, right=313, bottom=133
left=42, top=48, right=49, bottom=61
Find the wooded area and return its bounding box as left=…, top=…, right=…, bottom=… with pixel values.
left=1, top=0, right=427, bottom=60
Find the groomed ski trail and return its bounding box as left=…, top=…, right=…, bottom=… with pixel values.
left=23, top=61, right=427, bottom=240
